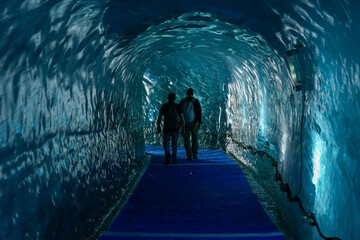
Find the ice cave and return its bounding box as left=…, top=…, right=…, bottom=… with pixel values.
left=0, top=0, right=359, bottom=239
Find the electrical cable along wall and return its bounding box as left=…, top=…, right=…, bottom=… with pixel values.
left=207, top=130, right=341, bottom=240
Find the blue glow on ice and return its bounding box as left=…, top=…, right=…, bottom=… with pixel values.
left=259, top=101, right=266, bottom=133
left=242, top=104, right=246, bottom=128
left=312, top=135, right=324, bottom=185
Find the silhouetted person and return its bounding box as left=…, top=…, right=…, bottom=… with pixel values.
left=157, top=92, right=185, bottom=164
left=180, top=88, right=202, bottom=161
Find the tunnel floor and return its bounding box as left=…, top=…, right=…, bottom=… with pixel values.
left=100, top=146, right=284, bottom=239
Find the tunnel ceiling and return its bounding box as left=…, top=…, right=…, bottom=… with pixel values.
left=103, top=0, right=286, bottom=52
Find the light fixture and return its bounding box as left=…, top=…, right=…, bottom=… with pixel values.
left=286, top=44, right=316, bottom=91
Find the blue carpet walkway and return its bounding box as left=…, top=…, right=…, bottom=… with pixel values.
left=100, top=146, right=284, bottom=240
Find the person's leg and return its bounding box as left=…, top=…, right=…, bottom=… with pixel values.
left=171, top=131, right=179, bottom=164
left=163, top=132, right=171, bottom=164
left=190, top=122, right=199, bottom=159
left=183, top=125, right=192, bottom=160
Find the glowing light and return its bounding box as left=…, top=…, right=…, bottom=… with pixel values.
left=280, top=131, right=288, bottom=162
left=312, top=135, right=324, bottom=185
left=259, top=102, right=266, bottom=132
left=143, top=72, right=154, bottom=97
left=143, top=72, right=152, bottom=82
left=289, top=64, right=297, bottom=81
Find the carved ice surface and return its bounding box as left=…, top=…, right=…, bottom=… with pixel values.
left=0, top=0, right=359, bottom=239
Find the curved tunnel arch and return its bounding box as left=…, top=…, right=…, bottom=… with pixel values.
left=0, top=0, right=359, bottom=239
left=118, top=11, right=294, bottom=150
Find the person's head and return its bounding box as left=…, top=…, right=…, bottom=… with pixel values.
left=168, top=92, right=176, bottom=102
left=186, top=88, right=194, bottom=96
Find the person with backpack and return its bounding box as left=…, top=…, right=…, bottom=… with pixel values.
left=157, top=92, right=185, bottom=165
left=180, top=88, right=202, bottom=161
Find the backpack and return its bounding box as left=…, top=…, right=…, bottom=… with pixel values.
left=182, top=98, right=195, bottom=124
left=164, top=103, right=179, bottom=129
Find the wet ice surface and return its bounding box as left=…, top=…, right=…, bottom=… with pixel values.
left=1, top=0, right=359, bottom=239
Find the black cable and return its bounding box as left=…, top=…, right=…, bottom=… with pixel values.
left=201, top=131, right=341, bottom=240
left=294, top=87, right=306, bottom=198
left=255, top=148, right=340, bottom=240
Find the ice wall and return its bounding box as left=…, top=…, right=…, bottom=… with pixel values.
left=0, top=0, right=359, bottom=239
left=0, top=1, right=146, bottom=239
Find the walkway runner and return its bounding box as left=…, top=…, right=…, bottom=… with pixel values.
left=101, top=146, right=285, bottom=240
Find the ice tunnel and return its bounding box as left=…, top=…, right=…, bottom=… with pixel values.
left=0, top=0, right=359, bottom=239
